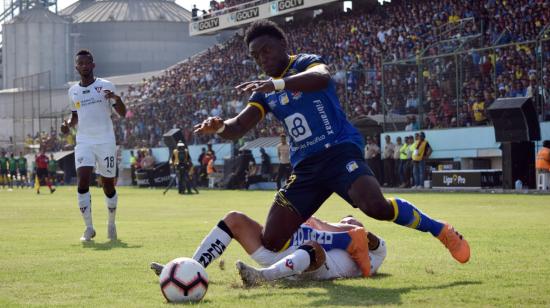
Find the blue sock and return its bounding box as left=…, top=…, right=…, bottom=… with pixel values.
left=290, top=225, right=352, bottom=251
left=388, top=197, right=444, bottom=237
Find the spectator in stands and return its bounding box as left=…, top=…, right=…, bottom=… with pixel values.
left=191, top=5, right=199, bottom=21
left=472, top=94, right=489, bottom=126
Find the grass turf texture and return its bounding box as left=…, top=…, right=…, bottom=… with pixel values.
left=1, top=186, right=549, bottom=307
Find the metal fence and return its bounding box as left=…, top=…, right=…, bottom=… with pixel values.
left=376, top=27, right=550, bottom=131
left=11, top=71, right=54, bottom=149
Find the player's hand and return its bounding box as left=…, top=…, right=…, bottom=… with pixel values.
left=60, top=120, right=70, bottom=135
left=235, top=80, right=275, bottom=94
left=103, top=90, right=119, bottom=101
left=193, top=117, right=224, bottom=135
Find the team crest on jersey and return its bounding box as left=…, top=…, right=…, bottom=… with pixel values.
left=346, top=161, right=359, bottom=173
left=77, top=157, right=84, bottom=164
left=95, top=86, right=103, bottom=93
left=75, top=101, right=81, bottom=109
left=279, top=92, right=289, bottom=105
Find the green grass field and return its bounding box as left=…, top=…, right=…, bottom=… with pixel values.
left=1, top=186, right=550, bottom=307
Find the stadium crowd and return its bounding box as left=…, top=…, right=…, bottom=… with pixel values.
left=108, top=0, right=550, bottom=148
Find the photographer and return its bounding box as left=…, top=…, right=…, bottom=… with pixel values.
left=171, top=141, right=194, bottom=195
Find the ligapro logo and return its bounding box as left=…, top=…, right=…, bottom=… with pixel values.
left=443, top=174, right=466, bottom=186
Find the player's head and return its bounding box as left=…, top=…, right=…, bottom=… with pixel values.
left=244, top=20, right=289, bottom=77
left=340, top=215, right=364, bottom=228
left=75, top=49, right=95, bottom=79
left=280, top=133, right=286, bottom=143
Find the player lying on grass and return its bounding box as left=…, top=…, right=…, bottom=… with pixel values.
left=151, top=211, right=386, bottom=285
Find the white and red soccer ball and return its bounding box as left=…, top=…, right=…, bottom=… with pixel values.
left=159, top=257, right=208, bottom=303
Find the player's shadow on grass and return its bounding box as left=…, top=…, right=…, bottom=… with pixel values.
left=238, top=279, right=481, bottom=306
left=80, top=239, right=142, bottom=251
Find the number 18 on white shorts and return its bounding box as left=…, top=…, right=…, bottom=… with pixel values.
left=75, top=143, right=117, bottom=178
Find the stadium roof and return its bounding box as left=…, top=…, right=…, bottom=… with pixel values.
left=239, top=137, right=281, bottom=150
left=59, top=0, right=192, bottom=23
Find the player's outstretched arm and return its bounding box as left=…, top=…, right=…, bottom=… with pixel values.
left=235, top=64, right=331, bottom=94
left=193, top=105, right=262, bottom=140
left=282, top=63, right=331, bottom=92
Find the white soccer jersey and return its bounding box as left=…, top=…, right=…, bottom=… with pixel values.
left=68, top=78, right=117, bottom=145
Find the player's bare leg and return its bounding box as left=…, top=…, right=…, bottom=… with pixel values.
left=348, top=175, right=470, bottom=263
left=77, top=166, right=95, bottom=241
left=152, top=211, right=266, bottom=275
left=261, top=194, right=305, bottom=252
left=101, top=176, right=118, bottom=241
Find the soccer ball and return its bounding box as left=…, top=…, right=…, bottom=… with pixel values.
left=159, top=257, right=208, bottom=303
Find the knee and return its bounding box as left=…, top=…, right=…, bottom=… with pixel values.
left=222, top=211, right=247, bottom=232
left=357, top=198, right=394, bottom=221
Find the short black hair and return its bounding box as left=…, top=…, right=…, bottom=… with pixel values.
left=244, top=20, right=288, bottom=46
left=543, top=140, right=550, bottom=148
left=76, top=49, right=94, bottom=62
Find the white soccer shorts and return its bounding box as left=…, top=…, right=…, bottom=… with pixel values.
left=75, top=143, right=117, bottom=178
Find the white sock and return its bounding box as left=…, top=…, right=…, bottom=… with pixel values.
left=105, top=192, right=117, bottom=225
left=192, top=221, right=233, bottom=268
left=260, top=248, right=311, bottom=281
left=78, top=192, right=93, bottom=228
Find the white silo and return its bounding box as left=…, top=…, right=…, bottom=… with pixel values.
left=60, top=0, right=218, bottom=79
left=2, top=7, right=70, bottom=89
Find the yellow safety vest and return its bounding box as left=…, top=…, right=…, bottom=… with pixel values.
left=412, top=141, right=428, bottom=161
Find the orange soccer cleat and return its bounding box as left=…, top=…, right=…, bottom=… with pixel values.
left=346, top=228, right=371, bottom=277
left=437, top=222, right=470, bottom=263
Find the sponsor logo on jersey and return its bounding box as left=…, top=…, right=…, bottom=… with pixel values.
left=268, top=99, right=277, bottom=110
left=77, top=157, right=84, bottom=164
left=94, top=86, right=103, bottom=93
left=83, top=90, right=90, bottom=94
left=346, top=161, right=358, bottom=173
